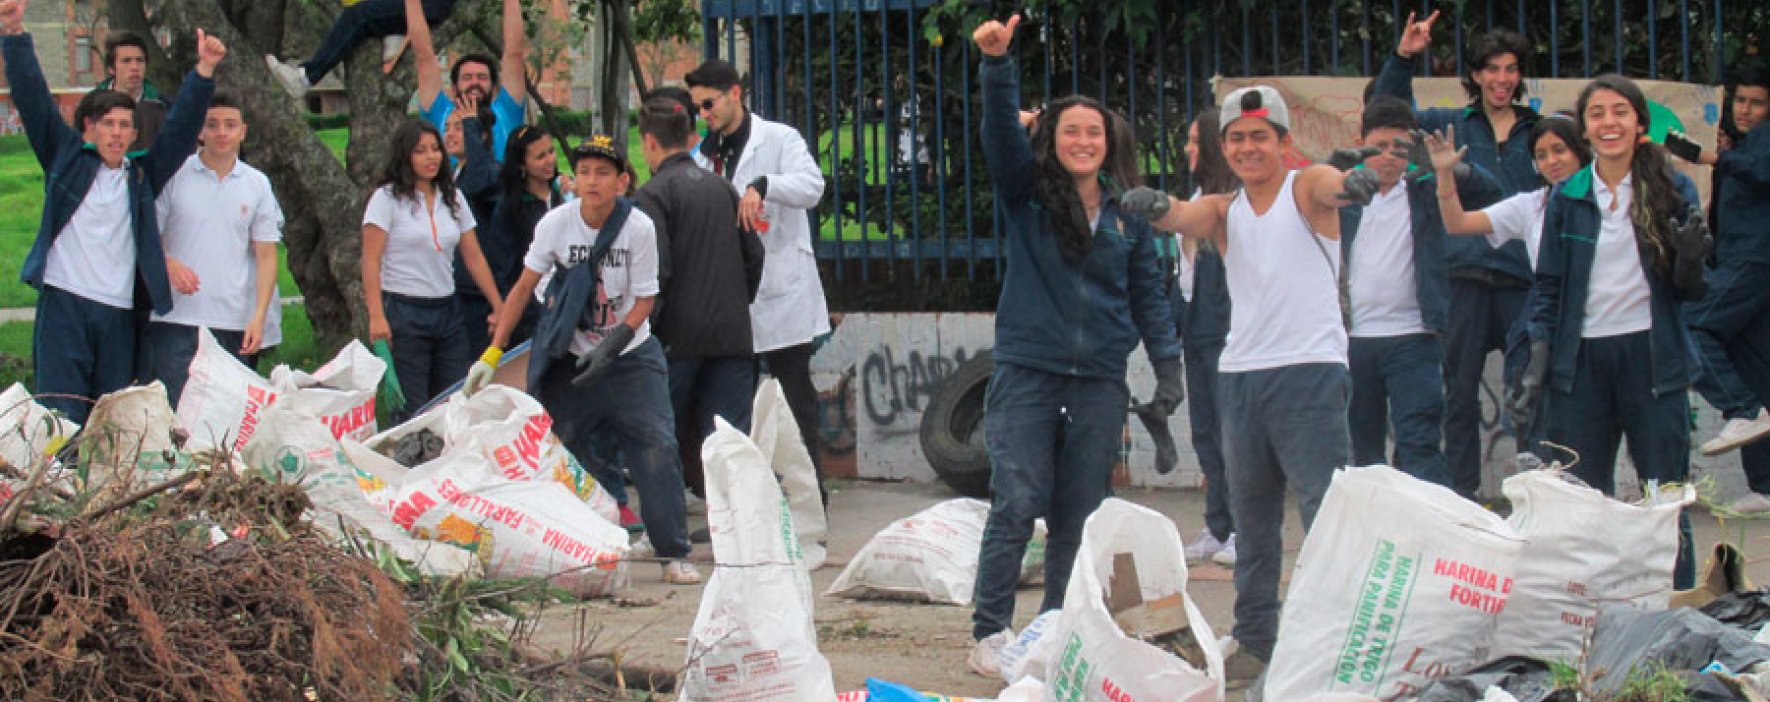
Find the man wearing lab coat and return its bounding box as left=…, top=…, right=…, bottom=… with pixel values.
left=687, top=59, right=831, bottom=496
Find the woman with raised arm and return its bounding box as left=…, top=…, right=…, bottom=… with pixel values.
left=963, top=14, right=1183, bottom=678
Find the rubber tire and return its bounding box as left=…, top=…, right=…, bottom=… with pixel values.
left=920, top=354, right=995, bottom=498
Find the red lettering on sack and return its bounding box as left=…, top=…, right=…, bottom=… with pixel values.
left=435, top=479, right=524, bottom=529
left=492, top=446, right=522, bottom=478
left=1102, top=678, right=1135, bottom=702
left=392, top=491, right=438, bottom=530
left=321, top=401, right=377, bottom=440
left=233, top=385, right=280, bottom=452
left=541, top=527, right=620, bottom=569
left=510, top=414, right=549, bottom=470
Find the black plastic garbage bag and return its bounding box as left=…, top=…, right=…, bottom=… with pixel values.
left=1586, top=608, right=1770, bottom=697
left=1703, top=589, right=1770, bottom=633
left=1413, top=656, right=1575, bottom=702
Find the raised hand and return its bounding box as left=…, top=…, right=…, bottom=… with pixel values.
left=1422, top=126, right=1467, bottom=177
left=972, top=14, right=1021, bottom=58
left=1396, top=10, right=1440, bottom=58
left=195, top=28, right=227, bottom=77
left=0, top=0, right=25, bottom=36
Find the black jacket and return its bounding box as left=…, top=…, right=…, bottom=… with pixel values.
left=636, top=151, right=764, bottom=360
left=453, top=118, right=503, bottom=298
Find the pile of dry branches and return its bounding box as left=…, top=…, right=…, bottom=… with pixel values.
left=0, top=470, right=411, bottom=702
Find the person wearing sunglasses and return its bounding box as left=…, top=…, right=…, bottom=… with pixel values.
left=685, top=59, right=832, bottom=501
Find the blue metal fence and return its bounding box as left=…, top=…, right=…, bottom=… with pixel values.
left=700, top=0, right=1742, bottom=291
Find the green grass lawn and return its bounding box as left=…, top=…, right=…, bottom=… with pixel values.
left=0, top=302, right=319, bottom=392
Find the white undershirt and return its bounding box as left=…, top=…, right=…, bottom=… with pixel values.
left=1349, top=182, right=1426, bottom=338
left=44, top=165, right=135, bottom=309
left=1581, top=174, right=1654, bottom=338
left=1220, top=172, right=1348, bottom=372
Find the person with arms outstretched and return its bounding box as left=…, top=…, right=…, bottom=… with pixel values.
left=1120, top=86, right=1382, bottom=691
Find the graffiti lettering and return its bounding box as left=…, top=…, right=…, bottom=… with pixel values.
left=859, top=346, right=973, bottom=426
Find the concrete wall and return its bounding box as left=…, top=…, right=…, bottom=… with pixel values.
left=811, top=312, right=1749, bottom=504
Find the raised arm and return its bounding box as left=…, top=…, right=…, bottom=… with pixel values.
left=1425, top=126, right=1495, bottom=234
left=409, top=0, right=445, bottom=111
left=974, top=16, right=1035, bottom=203
left=500, top=0, right=527, bottom=103
left=0, top=1, right=77, bottom=168
left=145, top=28, right=224, bottom=192
left=458, top=109, right=501, bottom=199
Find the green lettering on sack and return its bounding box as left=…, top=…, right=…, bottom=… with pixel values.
left=1052, top=633, right=1088, bottom=702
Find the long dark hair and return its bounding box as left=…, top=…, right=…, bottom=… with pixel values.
left=1575, top=74, right=1683, bottom=277
left=1529, top=114, right=1591, bottom=187
left=1030, top=96, right=1136, bottom=264
left=379, top=118, right=461, bottom=221
left=498, top=124, right=557, bottom=227
left=1191, top=109, right=1239, bottom=196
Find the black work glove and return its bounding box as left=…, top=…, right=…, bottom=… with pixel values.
left=1672, top=206, right=1713, bottom=259
left=1336, top=168, right=1382, bottom=207
left=1671, top=206, right=1713, bottom=300
left=1507, top=340, right=1550, bottom=435
left=1327, top=145, right=1382, bottom=172
left=572, top=323, right=636, bottom=388
left=1129, top=401, right=1179, bottom=475
left=1664, top=129, right=1704, bottom=163
left=1119, top=186, right=1172, bottom=222
left=1150, top=358, right=1184, bottom=417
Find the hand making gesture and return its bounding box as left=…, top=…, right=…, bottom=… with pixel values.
left=1396, top=10, right=1440, bottom=59
left=972, top=14, right=1021, bottom=58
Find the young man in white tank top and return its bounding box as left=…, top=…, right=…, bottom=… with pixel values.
left=1120, top=86, right=1380, bottom=687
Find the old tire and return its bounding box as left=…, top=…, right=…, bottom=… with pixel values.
left=920, top=354, right=994, bottom=498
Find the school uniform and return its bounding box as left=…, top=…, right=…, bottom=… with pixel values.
left=363, top=184, right=476, bottom=422
left=146, top=154, right=284, bottom=403
left=5, top=32, right=213, bottom=424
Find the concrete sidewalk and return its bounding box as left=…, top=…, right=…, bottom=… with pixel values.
left=523, top=479, right=1770, bottom=699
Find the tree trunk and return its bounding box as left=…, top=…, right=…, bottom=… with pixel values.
left=152, top=0, right=413, bottom=353
left=218, top=0, right=286, bottom=56
left=596, top=0, right=630, bottom=136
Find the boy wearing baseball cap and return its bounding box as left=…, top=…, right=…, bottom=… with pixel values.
left=469, top=134, right=700, bottom=585
left=1119, top=84, right=1379, bottom=687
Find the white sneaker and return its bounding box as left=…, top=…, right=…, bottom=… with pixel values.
left=967, top=629, right=1013, bottom=678
left=382, top=34, right=408, bottom=63
left=264, top=55, right=311, bottom=98
left=1183, top=528, right=1226, bottom=564
left=1212, top=533, right=1238, bottom=566
left=662, top=560, right=702, bottom=585
left=1726, top=492, right=1770, bottom=516
left=1702, top=408, right=1770, bottom=456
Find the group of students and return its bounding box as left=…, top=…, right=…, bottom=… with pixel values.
left=961, top=10, right=1770, bottom=692
left=6, top=0, right=837, bottom=585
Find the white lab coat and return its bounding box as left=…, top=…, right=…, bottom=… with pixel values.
left=695, top=113, right=831, bottom=353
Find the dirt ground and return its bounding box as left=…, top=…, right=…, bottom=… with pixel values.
left=524, top=480, right=1770, bottom=700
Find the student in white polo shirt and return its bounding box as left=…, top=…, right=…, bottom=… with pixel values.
left=362, top=118, right=503, bottom=422
left=145, top=90, right=284, bottom=403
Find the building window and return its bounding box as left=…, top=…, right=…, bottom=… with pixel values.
left=75, top=37, right=92, bottom=73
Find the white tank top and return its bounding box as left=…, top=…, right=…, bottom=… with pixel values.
left=1219, top=171, right=1350, bottom=372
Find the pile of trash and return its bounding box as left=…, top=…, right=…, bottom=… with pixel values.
left=0, top=330, right=650, bottom=701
